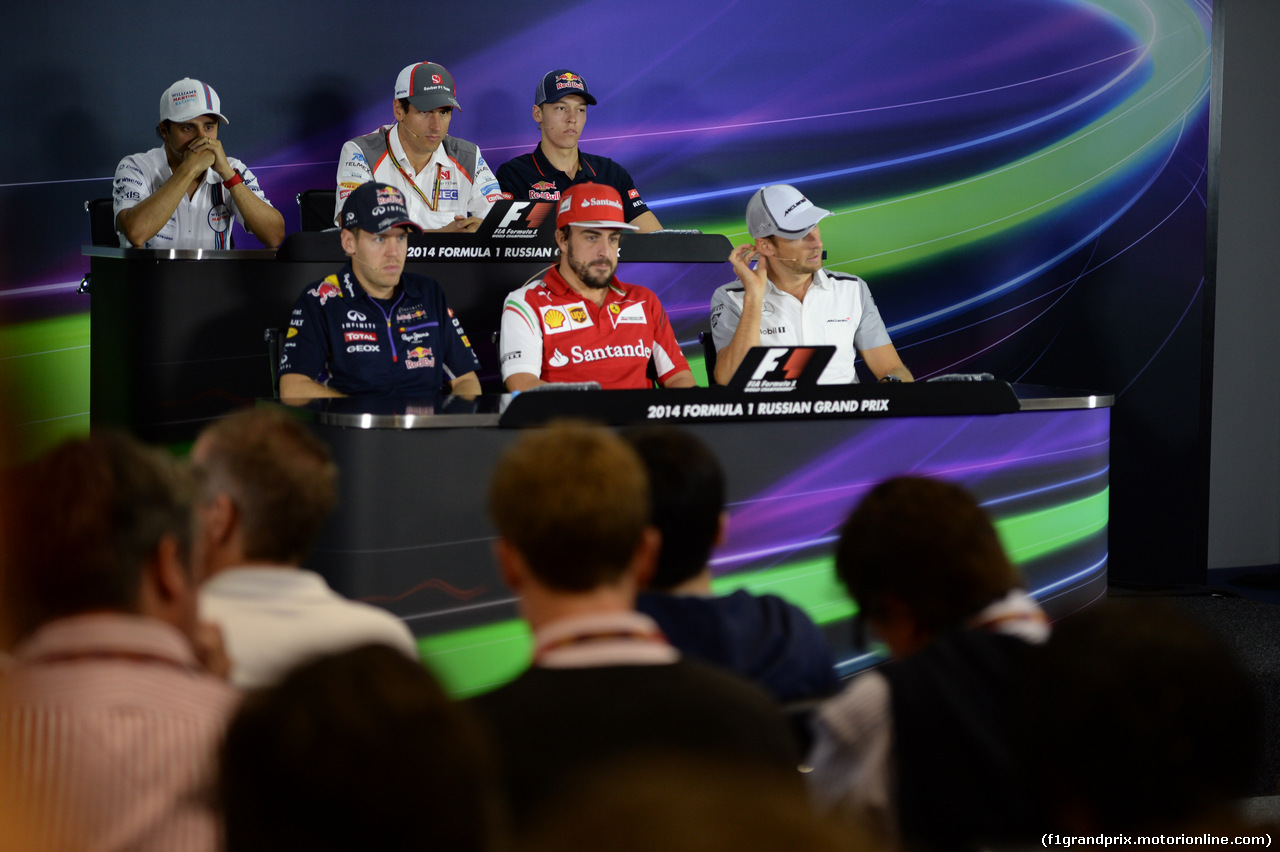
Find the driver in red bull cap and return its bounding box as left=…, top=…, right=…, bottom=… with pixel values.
left=335, top=62, right=502, bottom=232
left=496, top=69, right=662, bottom=232
left=279, top=181, right=481, bottom=399
left=499, top=183, right=693, bottom=390
left=113, top=78, right=285, bottom=249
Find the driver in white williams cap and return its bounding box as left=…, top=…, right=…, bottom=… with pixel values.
left=113, top=78, right=285, bottom=249
left=709, top=184, right=912, bottom=386
left=334, top=61, right=503, bottom=232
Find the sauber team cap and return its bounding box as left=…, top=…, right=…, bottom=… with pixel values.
left=534, top=69, right=597, bottom=106
left=746, top=184, right=831, bottom=240
left=159, top=78, right=229, bottom=125
left=395, top=62, right=462, bottom=112
left=556, top=183, right=638, bottom=231
left=341, top=182, right=423, bottom=234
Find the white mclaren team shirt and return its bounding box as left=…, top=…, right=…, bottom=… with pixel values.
left=709, top=268, right=893, bottom=384
left=112, top=146, right=271, bottom=249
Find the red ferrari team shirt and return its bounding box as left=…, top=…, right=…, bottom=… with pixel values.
left=499, top=266, right=689, bottom=389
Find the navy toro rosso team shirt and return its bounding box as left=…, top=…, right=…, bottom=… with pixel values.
left=280, top=263, right=481, bottom=396
left=496, top=146, right=652, bottom=223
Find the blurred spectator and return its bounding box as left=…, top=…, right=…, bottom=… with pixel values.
left=1013, top=600, right=1264, bottom=837
left=220, top=644, right=505, bottom=852
left=522, top=753, right=870, bottom=852
left=808, top=476, right=1049, bottom=850
left=191, top=408, right=416, bottom=688
left=471, top=421, right=799, bottom=829
left=0, top=433, right=237, bottom=852
left=624, top=425, right=838, bottom=702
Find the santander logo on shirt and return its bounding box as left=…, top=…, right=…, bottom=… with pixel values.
left=564, top=338, right=652, bottom=365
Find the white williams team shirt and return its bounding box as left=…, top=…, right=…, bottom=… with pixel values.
left=709, top=268, right=893, bottom=384
left=112, top=146, right=271, bottom=249
left=334, top=125, right=501, bottom=230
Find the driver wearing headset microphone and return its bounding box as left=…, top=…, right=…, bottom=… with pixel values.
left=280, top=181, right=481, bottom=399
left=334, top=61, right=503, bottom=232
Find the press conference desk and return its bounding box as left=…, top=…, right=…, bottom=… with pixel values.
left=279, top=382, right=1113, bottom=694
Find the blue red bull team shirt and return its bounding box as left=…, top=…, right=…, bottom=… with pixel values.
left=281, top=264, right=481, bottom=396
left=499, top=266, right=689, bottom=389
left=496, top=147, right=652, bottom=223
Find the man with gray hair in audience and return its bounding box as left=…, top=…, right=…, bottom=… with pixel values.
left=191, top=407, right=416, bottom=689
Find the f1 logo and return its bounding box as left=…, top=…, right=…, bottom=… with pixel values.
left=750, top=348, right=788, bottom=381
left=497, top=202, right=532, bottom=229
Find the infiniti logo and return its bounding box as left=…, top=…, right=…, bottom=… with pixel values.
left=347, top=310, right=367, bottom=322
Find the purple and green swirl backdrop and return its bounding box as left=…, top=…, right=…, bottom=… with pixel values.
left=1, top=0, right=1212, bottom=588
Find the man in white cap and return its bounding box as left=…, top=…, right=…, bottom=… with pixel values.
left=499, top=182, right=694, bottom=390
left=709, top=185, right=912, bottom=386
left=113, top=78, right=285, bottom=249
left=335, top=61, right=502, bottom=233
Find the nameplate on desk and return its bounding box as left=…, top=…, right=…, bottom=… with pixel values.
left=498, top=382, right=1020, bottom=428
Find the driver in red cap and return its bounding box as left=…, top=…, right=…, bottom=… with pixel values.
left=498, top=183, right=694, bottom=390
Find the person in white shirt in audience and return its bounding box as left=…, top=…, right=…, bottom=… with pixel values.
left=190, top=407, right=416, bottom=689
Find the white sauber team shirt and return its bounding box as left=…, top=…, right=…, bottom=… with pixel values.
left=112, top=146, right=271, bottom=249
left=709, top=268, right=893, bottom=384
left=334, top=125, right=501, bottom=230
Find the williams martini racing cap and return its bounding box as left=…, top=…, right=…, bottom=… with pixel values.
left=159, top=78, right=229, bottom=124
left=555, top=183, right=638, bottom=231
left=746, top=184, right=831, bottom=239
left=534, top=69, right=598, bottom=106
left=395, top=62, right=462, bottom=112
left=341, top=182, right=422, bottom=234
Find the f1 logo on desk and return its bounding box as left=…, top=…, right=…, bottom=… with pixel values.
left=729, top=345, right=835, bottom=393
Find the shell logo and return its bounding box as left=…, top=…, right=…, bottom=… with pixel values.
left=544, top=309, right=566, bottom=329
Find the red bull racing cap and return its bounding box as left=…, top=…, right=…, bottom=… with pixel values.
left=340, top=182, right=423, bottom=234
left=395, top=62, right=462, bottom=112
left=159, top=78, right=229, bottom=125
left=535, top=69, right=597, bottom=106
left=555, top=183, right=638, bottom=231
left=746, top=184, right=831, bottom=240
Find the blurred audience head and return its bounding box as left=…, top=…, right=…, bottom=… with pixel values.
left=219, top=643, right=505, bottom=852
left=622, top=425, right=725, bottom=590
left=1014, top=600, right=1262, bottom=834
left=1, top=431, right=196, bottom=640
left=190, top=407, right=337, bottom=569
left=521, top=753, right=869, bottom=852
left=488, top=420, right=650, bottom=593
left=836, top=476, right=1019, bottom=655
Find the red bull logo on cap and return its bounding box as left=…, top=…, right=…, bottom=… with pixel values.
left=555, top=72, right=585, bottom=92
left=376, top=187, right=405, bottom=206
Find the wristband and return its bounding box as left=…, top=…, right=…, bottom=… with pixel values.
left=223, top=171, right=244, bottom=190
left=879, top=374, right=902, bottom=383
